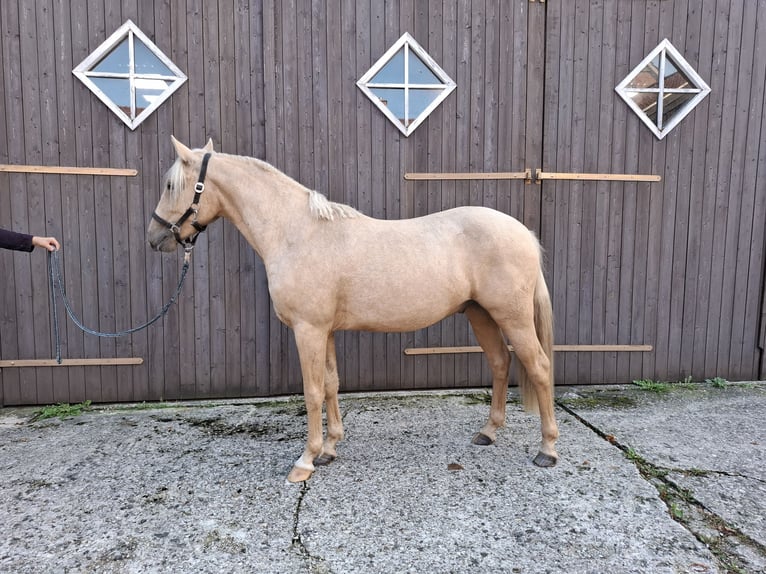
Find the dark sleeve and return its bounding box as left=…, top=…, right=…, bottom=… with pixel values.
left=0, top=228, right=35, bottom=252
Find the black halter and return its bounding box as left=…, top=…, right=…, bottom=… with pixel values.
left=152, top=152, right=211, bottom=252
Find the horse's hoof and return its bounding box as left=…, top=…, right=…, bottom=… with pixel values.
left=471, top=432, right=495, bottom=446
left=287, top=466, right=314, bottom=483
left=533, top=451, right=558, bottom=468
left=313, top=453, right=336, bottom=466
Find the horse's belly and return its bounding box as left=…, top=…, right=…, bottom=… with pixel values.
left=335, top=284, right=469, bottom=332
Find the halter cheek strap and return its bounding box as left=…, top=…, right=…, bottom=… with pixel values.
left=152, top=152, right=212, bottom=253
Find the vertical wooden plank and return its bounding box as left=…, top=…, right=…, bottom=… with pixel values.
left=720, top=0, right=763, bottom=378
left=682, top=0, right=717, bottom=379
left=36, top=0, right=68, bottom=401
left=183, top=0, right=210, bottom=397
left=524, top=0, right=543, bottom=232
left=578, top=0, right=603, bottom=384
left=708, top=0, right=743, bottom=375
left=691, top=0, right=729, bottom=377
left=381, top=0, right=402, bottom=390
left=0, top=1, right=10, bottom=406
left=733, top=0, right=766, bottom=379
left=610, top=3, right=643, bottom=388
left=424, top=0, right=444, bottom=387
left=18, top=0, right=55, bottom=404
left=7, top=0, right=40, bottom=404
left=203, top=0, right=227, bottom=398
left=247, top=0, right=272, bottom=396
left=601, top=0, right=623, bottom=383
left=451, top=0, right=472, bottom=388
left=642, top=0, right=673, bottom=383
left=235, top=0, right=256, bottom=396
left=218, top=0, right=242, bottom=397
left=436, top=0, right=458, bottom=387
left=557, top=0, right=579, bottom=384
left=406, top=0, right=430, bottom=389
left=541, top=0, right=561, bottom=381
left=74, top=0, right=104, bottom=402
left=135, top=0, right=167, bottom=402
left=625, top=0, right=651, bottom=383
left=103, top=1, right=132, bottom=402
left=665, top=0, right=695, bottom=380
left=84, top=0, right=119, bottom=402
left=56, top=0, right=88, bottom=402
left=674, top=0, right=705, bottom=378
left=262, top=0, right=289, bottom=395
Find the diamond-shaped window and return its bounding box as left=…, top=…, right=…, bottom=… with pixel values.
left=73, top=20, right=187, bottom=130
left=357, top=33, right=456, bottom=137
left=615, top=39, right=710, bottom=140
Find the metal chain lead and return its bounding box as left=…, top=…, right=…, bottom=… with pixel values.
left=48, top=250, right=191, bottom=363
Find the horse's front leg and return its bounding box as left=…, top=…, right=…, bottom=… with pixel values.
left=287, top=324, right=329, bottom=483
left=314, top=332, right=343, bottom=466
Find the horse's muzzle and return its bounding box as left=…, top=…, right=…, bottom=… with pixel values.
left=146, top=223, right=178, bottom=253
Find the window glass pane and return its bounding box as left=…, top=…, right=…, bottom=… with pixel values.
left=371, top=49, right=405, bottom=84
left=92, top=38, right=130, bottom=74
left=408, top=89, right=443, bottom=121
left=629, top=92, right=658, bottom=124
left=370, top=87, right=405, bottom=122
left=408, top=52, right=440, bottom=84
left=627, top=56, right=661, bottom=90
left=663, top=55, right=694, bottom=90
left=662, top=92, right=695, bottom=125
left=91, top=77, right=132, bottom=115
left=135, top=78, right=172, bottom=113
left=134, top=40, right=174, bottom=75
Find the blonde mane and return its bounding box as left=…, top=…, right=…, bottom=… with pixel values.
left=307, top=189, right=360, bottom=221
left=169, top=152, right=360, bottom=222
left=240, top=155, right=360, bottom=221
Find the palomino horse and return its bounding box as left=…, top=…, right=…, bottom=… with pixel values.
left=148, top=138, right=559, bottom=483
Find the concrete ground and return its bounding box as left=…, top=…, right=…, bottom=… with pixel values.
left=0, top=382, right=764, bottom=573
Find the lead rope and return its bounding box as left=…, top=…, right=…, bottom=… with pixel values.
left=48, top=249, right=192, bottom=364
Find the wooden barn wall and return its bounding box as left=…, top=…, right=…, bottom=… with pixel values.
left=542, top=0, right=766, bottom=385
left=1, top=0, right=765, bottom=406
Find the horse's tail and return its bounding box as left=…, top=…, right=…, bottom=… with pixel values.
left=518, top=266, right=554, bottom=415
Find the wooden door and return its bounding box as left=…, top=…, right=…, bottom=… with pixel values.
left=540, top=0, right=766, bottom=384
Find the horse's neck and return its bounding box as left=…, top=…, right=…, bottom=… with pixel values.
left=213, top=156, right=313, bottom=262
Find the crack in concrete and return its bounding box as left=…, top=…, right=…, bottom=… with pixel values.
left=291, top=480, right=331, bottom=573
left=557, top=401, right=766, bottom=574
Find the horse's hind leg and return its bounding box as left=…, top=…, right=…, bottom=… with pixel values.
left=315, top=332, right=343, bottom=466
left=500, top=320, right=559, bottom=467
left=465, top=302, right=512, bottom=446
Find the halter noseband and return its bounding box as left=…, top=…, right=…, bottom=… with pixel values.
left=152, top=152, right=211, bottom=254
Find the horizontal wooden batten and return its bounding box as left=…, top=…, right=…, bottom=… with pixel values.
left=534, top=169, right=661, bottom=182
left=404, top=344, right=653, bottom=356
left=0, top=164, right=138, bottom=177
left=404, top=170, right=532, bottom=181
left=0, top=358, right=144, bottom=368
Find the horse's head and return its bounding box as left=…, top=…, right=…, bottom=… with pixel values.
left=147, top=136, right=217, bottom=253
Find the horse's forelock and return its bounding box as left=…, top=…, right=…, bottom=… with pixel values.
left=164, top=159, right=186, bottom=201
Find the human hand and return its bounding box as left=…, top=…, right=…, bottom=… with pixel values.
left=32, top=236, right=60, bottom=252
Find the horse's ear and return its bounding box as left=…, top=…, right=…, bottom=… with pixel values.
left=203, top=138, right=215, bottom=153
left=171, top=135, right=195, bottom=164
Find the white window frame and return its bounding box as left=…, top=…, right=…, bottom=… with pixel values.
left=357, top=32, right=456, bottom=137
left=615, top=38, right=711, bottom=140
left=73, top=20, right=187, bottom=131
